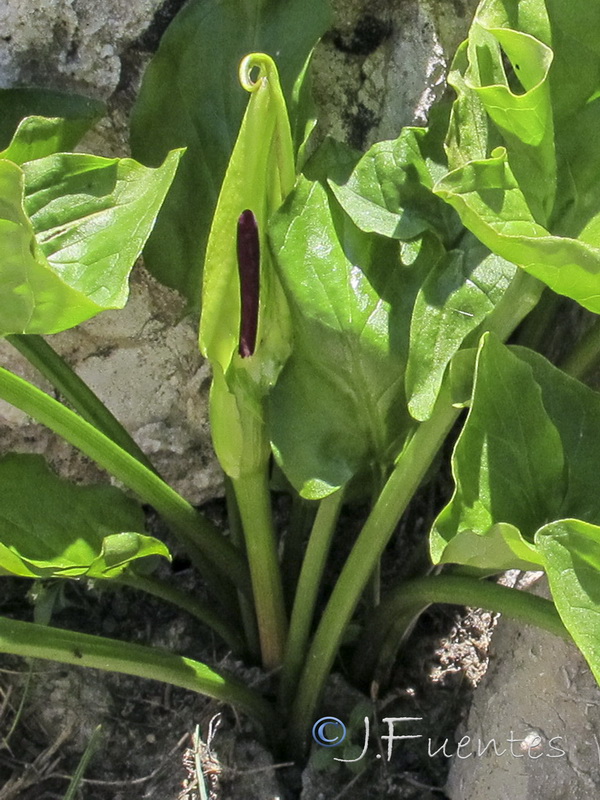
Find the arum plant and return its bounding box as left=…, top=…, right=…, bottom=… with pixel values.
left=199, top=52, right=297, bottom=670
left=3, top=0, right=600, bottom=769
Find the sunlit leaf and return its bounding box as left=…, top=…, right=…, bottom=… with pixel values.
left=0, top=454, right=169, bottom=579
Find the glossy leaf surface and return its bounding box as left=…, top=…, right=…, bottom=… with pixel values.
left=268, top=177, right=433, bottom=498
left=0, top=149, right=181, bottom=335
left=435, top=0, right=600, bottom=312
left=406, top=233, right=515, bottom=421
left=0, top=454, right=169, bottom=579
left=328, top=119, right=460, bottom=246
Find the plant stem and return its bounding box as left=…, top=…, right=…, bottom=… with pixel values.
left=561, top=315, right=600, bottom=381
left=118, top=574, right=246, bottom=654
left=0, top=366, right=249, bottom=596
left=7, top=334, right=157, bottom=473
left=233, top=469, right=287, bottom=670
left=288, top=390, right=459, bottom=757
left=280, top=489, right=344, bottom=710
left=289, top=271, right=543, bottom=756
left=511, top=288, right=559, bottom=353
left=479, top=270, right=544, bottom=341
left=282, top=496, right=316, bottom=608
left=225, top=476, right=260, bottom=660
left=355, top=574, right=569, bottom=687
left=0, top=614, right=274, bottom=728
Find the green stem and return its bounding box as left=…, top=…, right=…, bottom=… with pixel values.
left=356, top=574, right=570, bottom=687
left=280, top=489, right=344, bottom=710
left=225, top=476, right=260, bottom=660
left=511, top=288, right=559, bottom=353
left=0, top=614, right=274, bottom=728
left=289, top=272, right=543, bottom=756
left=7, top=334, right=157, bottom=473
left=282, top=496, right=316, bottom=608
left=0, top=366, right=249, bottom=596
left=359, top=601, right=427, bottom=689
left=478, top=270, right=544, bottom=341
left=365, top=467, right=388, bottom=611
left=118, top=574, right=246, bottom=654
left=288, top=390, right=459, bottom=757
left=233, top=469, right=287, bottom=670
left=561, top=315, right=600, bottom=381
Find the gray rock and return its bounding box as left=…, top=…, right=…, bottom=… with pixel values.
left=0, top=0, right=163, bottom=97
left=313, top=0, right=479, bottom=149
left=446, top=580, right=600, bottom=799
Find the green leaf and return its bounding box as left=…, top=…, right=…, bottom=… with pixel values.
left=268, top=178, right=434, bottom=498
left=0, top=89, right=104, bottom=161
left=536, top=519, right=600, bottom=684
left=514, top=345, right=600, bottom=523
left=431, top=333, right=565, bottom=564
left=435, top=148, right=600, bottom=313
left=448, top=347, right=478, bottom=409
left=432, top=330, right=600, bottom=573
left=406, top=234, right=516, bottom=421
left=470, top=0, right=599, bottom=123
left=437, top=523, right=543, bottom=571
left=436, top=0, right=600, bottom=312
left=291, top=49, right=320, bottom=170
left=444, top=40, right=501, bottom=169
left=0, top=454, right=169, bottom=579
left=0, top=149, right=181, bottom=335
left=130, top=0, right=331, bottom=306
left=328, top=114, right=460, bottom=245
left=461, top=20, right=556, bottom=222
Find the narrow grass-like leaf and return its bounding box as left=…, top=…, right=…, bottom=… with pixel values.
left=62, top=725, right=103, bottom=800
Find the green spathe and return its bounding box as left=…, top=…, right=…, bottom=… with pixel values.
left=130, top=0, right=330, bottom=305
left=199, top=53, right=295, bottom=480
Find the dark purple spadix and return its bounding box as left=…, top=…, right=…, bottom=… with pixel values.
left=237, top=209, right=260, bottom=358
